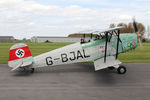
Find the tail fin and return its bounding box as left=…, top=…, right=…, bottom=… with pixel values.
left=8, top=43, right=33, bottom=71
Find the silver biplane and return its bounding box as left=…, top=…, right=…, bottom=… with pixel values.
left=8, top=22, right=140, bottom=74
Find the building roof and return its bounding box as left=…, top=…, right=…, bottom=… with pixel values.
left=32, top=36, right=82, bottom=38
left=0, top=36, right=14, bottom=38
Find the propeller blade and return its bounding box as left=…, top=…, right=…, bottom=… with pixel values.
left=133, top=19, right=138, bottom=32
left=132, top=18, right=143, bottom=47
left=137, top=32, right=143, bottom=47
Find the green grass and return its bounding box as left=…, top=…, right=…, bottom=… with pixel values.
left=0, top=42, right=150, bottom=64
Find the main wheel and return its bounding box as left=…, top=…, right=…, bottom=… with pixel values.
left=117, top=66, right=126, bottom=74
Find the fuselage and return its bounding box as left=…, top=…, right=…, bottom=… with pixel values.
left=32, top=41, right=102, bottom=68
left=32, top=33, right=138, bottom=68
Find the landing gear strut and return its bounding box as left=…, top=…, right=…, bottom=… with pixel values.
left=108, top=66, right=115, bottom=70
left=21, top=68, right=35, bottom=73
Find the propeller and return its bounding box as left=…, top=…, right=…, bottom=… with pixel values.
left=132, top=17, right=143, bottom=47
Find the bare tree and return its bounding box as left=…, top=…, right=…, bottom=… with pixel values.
left=112, top=22, right=145, bottom=37
left=137, top=23, right=145, bottom=37
left=109, top=23, right=116, bottom=28
left=117, top=23, right=128, bottom=33
left=127, top=22, right=134, bottom=33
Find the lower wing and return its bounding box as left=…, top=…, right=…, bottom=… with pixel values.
left=94, top=56, right=122, bottom=71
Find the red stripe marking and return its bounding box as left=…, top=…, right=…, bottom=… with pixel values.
left=9, top=46, right=32, bottom=61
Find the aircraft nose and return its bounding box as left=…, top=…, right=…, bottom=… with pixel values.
left=121, top=33, right=138, bottom=51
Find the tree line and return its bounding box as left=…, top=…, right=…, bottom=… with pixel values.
left=110, top=22, right=145, bottom=38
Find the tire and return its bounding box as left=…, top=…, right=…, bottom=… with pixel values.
left=117, top=66, right=126, bottom=74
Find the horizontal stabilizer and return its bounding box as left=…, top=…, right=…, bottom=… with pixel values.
left=11, top=63, right=22, bottom=71
left=21, top=61, right=32, bottom=67
left=94, top=56, right=121, bottom=71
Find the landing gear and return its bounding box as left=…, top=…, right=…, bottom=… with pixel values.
left=20, top=67, right=35, bottom=73
left=108, top=66, right=115, bottom=70
left=117, top=66, right=126, bottom=74
left=30, top=68, right=35, bottom=73
left=108, top=65, right=126, bottom=74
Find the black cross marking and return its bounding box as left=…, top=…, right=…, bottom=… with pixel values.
left=16, top=49, right=24, bottom=57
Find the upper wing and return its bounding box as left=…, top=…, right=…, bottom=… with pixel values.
left=79, top=26, right=125, bottom=34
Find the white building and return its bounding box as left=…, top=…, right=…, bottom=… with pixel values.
left=144, top=26, right=150, bottom=41
left=31, top=36, right=91, bottom=43
left=147, top=26, right=150, bottom=39
left=0, top=36, right=14, bottom=42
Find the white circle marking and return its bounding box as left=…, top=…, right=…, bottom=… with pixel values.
left=15, top=49, right=25, bottom=58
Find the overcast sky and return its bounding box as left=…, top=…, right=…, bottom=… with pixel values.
left=0, top=0, right=150, bottom=39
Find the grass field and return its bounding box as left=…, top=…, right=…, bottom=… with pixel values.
left=0, top=42, right=150, bottom=64
left=119, top=43, right=150, bottom=62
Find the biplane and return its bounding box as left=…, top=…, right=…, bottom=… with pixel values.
left=8, top=19, right=141, bottom=74
left=8, top=26, right=139, bottom=74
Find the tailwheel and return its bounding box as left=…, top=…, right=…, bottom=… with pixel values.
left=30, top=68, right=35, bottom=73
left=117, top=66, right=126, bottom=74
